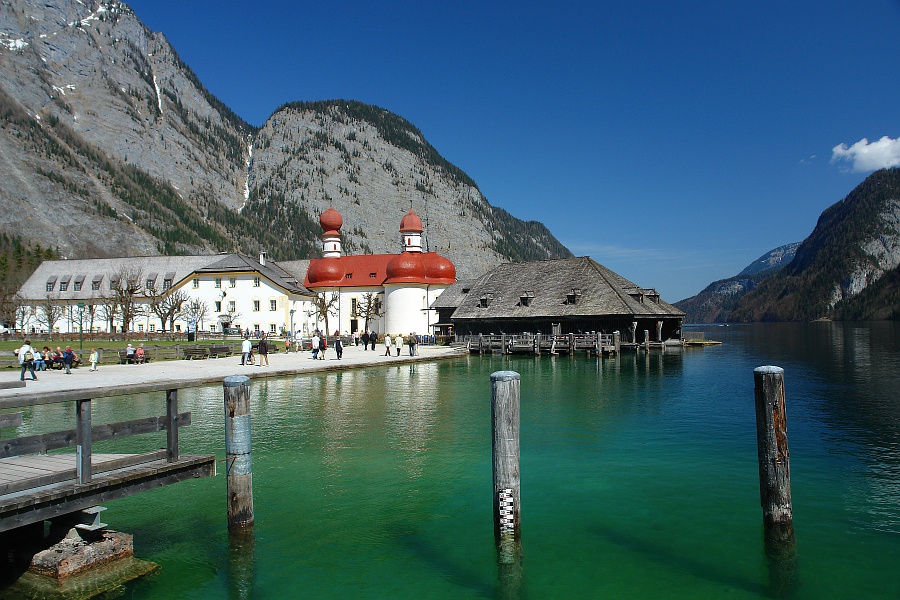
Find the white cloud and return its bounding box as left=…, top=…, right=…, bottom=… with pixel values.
left=831, top=136, right=900, bottom=172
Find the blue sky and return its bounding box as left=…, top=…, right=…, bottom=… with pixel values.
left=127, top=0, right=900, bottom=302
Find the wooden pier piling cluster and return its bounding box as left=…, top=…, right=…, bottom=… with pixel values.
left=464, top=333, right=622, bottom=356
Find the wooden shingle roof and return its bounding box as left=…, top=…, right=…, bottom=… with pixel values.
left=447, top=257, right=684, bottom=321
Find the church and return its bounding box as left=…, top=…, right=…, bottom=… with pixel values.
left=15, top=207, right=457, bottom=338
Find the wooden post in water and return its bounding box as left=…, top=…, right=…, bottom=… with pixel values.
left=614, top=331, right=621, bottom=354
left=753, top=366, right=797, bottom=595
left=492, top=371, right=521, bottom=542
left=224, top=375, right=254, bottom=530
left=491, top=371, right=522, bottom=598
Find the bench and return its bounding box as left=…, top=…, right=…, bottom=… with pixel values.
left=183, top=348, right=209, bottom=360
left=119, top=351, right=136, bottom=364
left=208, top=345, right=233, bottom=358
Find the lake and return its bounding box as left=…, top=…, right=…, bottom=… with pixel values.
left=10, top=322, right=900, bottom=598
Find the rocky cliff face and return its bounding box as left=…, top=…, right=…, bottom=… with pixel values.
left=728, top=168, right=900, bottom=321
left=674, top=243, right=799, bottom=323
left=0, top=0, right=570, bottom=275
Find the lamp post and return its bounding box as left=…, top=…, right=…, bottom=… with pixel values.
left=289, top=309, right=295, bottom=338
left=77, top=301, right=85, bottom=351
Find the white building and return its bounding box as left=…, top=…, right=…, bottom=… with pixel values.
left=15, top=207, right=456, bottom=338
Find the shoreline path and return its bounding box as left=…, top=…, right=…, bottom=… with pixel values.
left=1, top=344, right=466, bottom=401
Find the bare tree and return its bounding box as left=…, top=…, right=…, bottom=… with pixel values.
left=111, top=266, right=144, bottom=332
left=147, top=288, right=189, bottom=331
left=37, top=294, right=64, bottom=334
left=357, top=292, right=383, bottom=332
left=306, top=291, right=340, bottom=334
left=181, top=298, right=210, bottom=331
left=13, top=294, right=32, bottom=332
left=98, top=294, right=120, bottom=333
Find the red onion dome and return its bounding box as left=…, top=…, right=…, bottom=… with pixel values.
left=423, top=253, right=456, bottom=283
left=385, top=252, right=425, bottom=283
left=307, top=257, right=344, bottom=284
left=399, top=208, right=423, bottom=233
left=320, top=206, right=343, bottom=235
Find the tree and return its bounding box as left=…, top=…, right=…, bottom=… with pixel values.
left=306, top=291, right=340, bottom=334
left=14, top=295, right=32, bottom=332
left=111, top=266, right=144, bottom=332
left=181, top=298, right=209, bottom=331
left=147, top=288, right=189, bottom=331
left=98, top=294, right=120, bottom=333
left=37, top=294, right=64, bottom=334
left=357, top=292, right=383, bottom=331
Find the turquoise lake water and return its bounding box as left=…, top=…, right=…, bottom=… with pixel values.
left=9, top=322, right=900, bottom=598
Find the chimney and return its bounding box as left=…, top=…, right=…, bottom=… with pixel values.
left=259, top=251, right=267, bottom=266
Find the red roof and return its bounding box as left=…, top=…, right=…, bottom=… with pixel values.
left=305, top=252, right=455, bottom=287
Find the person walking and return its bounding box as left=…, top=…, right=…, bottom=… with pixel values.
left=311, top=332, right=320, bottom=360
left=241, top=337, right=252, bottom=365
left=258, top=334, right=269, bottom=366
left=89, top=348, right=99, bottom=371
left=18, top=340, right=37, bottom=381
left=370, top=330, right=377, bottom=351
left=384, top=333, right=392, bottom=356
left=394, top=334, right=402, bottom=356
left=62, top=346, right=75, bottom=374
left=361, top=330, right=369, bottom=350
left=334, top=336, right=343, bottom=360
left=318, top=335, right=327, bottom=360
left=407, top=333, right=416, bottom=356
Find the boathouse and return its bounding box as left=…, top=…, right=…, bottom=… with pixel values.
left=433, top=257, right=684, bottom=342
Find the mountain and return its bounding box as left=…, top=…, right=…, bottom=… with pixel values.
left=0, top=0, right=570, bottom=278
left=674, top=243, right=799, bottom=323
left=728, top=168, right=900, bottom=321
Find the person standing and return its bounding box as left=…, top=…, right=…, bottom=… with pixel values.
left=334, top=336, right=343, bottom=360
left=361, top=330, right=369, bottom=350
left=407, top=333, right=416, bottom=356
left=394, top=334, right=402, bottom=356
left=258, top=334, right=269, bottom=366
left=318, top=335, right=327, bottom=360
left=62, top=346, right=75, bottom=374
left=18, top=340, right=37, bottom=381
left=370, top=330, right=377, bottom=351
left=241, top=337, right=252, bottom=365
left=311, top=332, right=320, bottom=360
left=384, top=333, right=392, bottom=356
left=89, top=348, right=99, bottom=371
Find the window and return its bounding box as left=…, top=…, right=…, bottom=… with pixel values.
left=345, top=273, right=352, bottom=279
left=163, top=279, right=172, bottom=290
left=229, top=300, right=235, bottom=312
left=210, top=324, right=216, bottom=333
left=60, top=282, right=68, bottom=292
left=229, top=277, right=236, bottom=288
left=149, top=324, right=156, bottom=333
left=138, top=324, right=144, bottom=332
left=479, top=294, right=493, bottom=308
left=351, top=298, right=358, bottom=317
left=215, top=278, right=222, bottom=289
left=519, top=291, right=534, bottom=307
left=193, top=278, right=199, bottom=289
left=47, top=282, right=55, bottom=292
left=92, top=281, right=100, bottom=291
left=369, top=272, right=377, bottom=278
left=253, top=277, right=260, bottom=287
left=253, top=324, right=260, bottom=333
left=146, top=279, right=155, bottom=289
left=175, top=325, right=181, bottom=332
left=74, top=282, right=82, bottom=291
left=269, top=299, right=277, bottom=311
left=253, top=300, right=260, bottom=312
left=269, top=324, right=277, bottom=333
left=215, top=301, right=222, bottom=312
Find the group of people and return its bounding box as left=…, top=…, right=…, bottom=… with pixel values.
left=16, top=341, right=85, bottom=380
left=382, top=333, right=418, bottom=357
left=310, top=330, right=343, bottom=360
left=241, top=333, right=271, bottom=366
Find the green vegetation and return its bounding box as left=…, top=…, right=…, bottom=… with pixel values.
left=729, top=168, right=900, bottom=321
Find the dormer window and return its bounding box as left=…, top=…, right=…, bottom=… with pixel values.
left=519, top=291, right=535, bottom=307
left=565, top=288, right=583, bottom=305
left=479, top=293, right=493, bottom=308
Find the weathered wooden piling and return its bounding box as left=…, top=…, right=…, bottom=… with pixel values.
left=491, top=370, right=523, bottom=598
left=753, top=366, right=793, bottom=531
left=224, top=376, right=254, bottom=529
left=491, top=371, right=521, bottom=542
left=753, top=366, right=797, bottom=595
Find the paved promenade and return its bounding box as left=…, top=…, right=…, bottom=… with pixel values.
left=0, top=344, right=465, bottom=402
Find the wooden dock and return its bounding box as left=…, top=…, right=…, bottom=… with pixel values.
left=460, top=333, right=622, bottom=356
left=0, top=383, right=216, bottom=534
